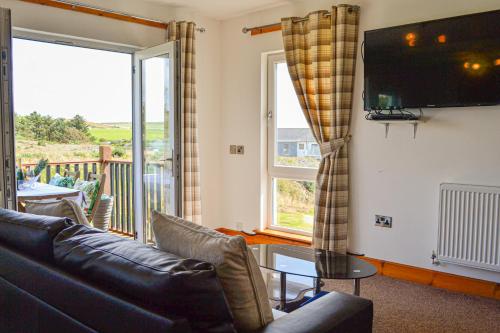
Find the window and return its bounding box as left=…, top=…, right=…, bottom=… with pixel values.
left=282, top=143, right=289, bottom=155
left=267, top=53, right=318, bottom=235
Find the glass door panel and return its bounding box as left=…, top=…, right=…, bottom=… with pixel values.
left=133, top=42, right=179, bottom=243
left=0, top=8, right=16, bottom=210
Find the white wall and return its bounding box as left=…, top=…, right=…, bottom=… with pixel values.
left=220, top=0, right=500, bottom=282
left=0, top=0, right=224, bottom=229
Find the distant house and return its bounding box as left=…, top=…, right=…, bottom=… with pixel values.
left=277, top=128, right=320, bottom=158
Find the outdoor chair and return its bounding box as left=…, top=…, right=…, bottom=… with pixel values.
left=63, top=169, right=81, bottom=183
left=84, top=173, right=106, bottom=223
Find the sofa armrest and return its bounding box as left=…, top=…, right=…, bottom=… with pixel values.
left=254, top=291, right=373, bottom=333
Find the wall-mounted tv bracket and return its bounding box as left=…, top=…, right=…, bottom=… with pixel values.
left=366, top=108, right=423, bottom=139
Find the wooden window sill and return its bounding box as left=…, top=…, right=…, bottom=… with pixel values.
left=254, top=229, right=312, bottom=245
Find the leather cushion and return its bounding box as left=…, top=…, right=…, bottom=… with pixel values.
left=0, top=244, right=192, bottom=333
left=255, top=291, right=373, bottom=333
left=53, top=225, right=235, bottom=333
left=0, top=208, right=73, bottom=261
left=152, top=211, right=274, bottom=332
left=25, top=199, right=90, bottom=226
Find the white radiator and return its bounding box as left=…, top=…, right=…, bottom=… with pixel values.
left=438, top=183, right=500, bottom=272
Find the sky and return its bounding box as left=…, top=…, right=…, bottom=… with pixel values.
left=12, top=38, right=306, bottom=127
left=13, top=38, right=133, bottom=123
left=144, top=56, right=170, bottom=123
left=276, top=62, right=309, bottom=129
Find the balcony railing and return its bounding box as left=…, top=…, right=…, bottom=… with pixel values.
left=108, top=160, right=169, bottom=241
left=21, top=160, right=100, bottom=184
left=21, top=152, right=168, bottom=242
left=108, top=160, right=134, bottom=237
left=21, top=158, right=134, bottom=237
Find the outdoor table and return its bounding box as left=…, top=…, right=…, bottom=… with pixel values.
left=16, top=182, right=81, bottom=210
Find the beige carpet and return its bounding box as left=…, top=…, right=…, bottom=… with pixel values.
left=322, top=275, right=500, bottom=333
left=219, top=229, right=499, bottom=332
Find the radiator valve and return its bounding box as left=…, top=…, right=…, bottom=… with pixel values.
left=431, top=251, right=440, bottom=265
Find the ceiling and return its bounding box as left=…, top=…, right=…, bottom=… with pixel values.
left=141, top=0, right=291, bottom=20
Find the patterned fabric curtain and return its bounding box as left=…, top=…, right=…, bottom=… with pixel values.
left=166, top=21, right=202, bottom=224
left=281, top=6, right=360, bottom=253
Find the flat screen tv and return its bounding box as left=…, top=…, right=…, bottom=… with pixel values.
left=364, top=10, right=500, bottom=110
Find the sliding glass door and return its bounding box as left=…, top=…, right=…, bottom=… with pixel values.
left=133, top=42, right=180, bottom=243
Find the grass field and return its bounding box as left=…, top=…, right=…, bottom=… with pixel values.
left=273, top=179, right=315, bottom=233
left=276, top=211, right=314, bottom=233
left=90, top=127, right=132, bottom=141
left=16, top=139, right=100, bottom=163
left=89, top=122, right=165, bottom=142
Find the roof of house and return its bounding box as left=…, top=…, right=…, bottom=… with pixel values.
left=277, top=128, right=316, bottom=142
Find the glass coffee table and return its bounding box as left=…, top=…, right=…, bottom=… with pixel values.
left=250, top=244, right=377, bottom=310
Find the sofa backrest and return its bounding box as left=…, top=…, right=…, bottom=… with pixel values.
left=0, top=209, right=235, bottom=332
left=53, top=224, right=236, bottom=333
left=0, top=208, right=72, bottom=261
left=0, top=244, right=191, bottom=333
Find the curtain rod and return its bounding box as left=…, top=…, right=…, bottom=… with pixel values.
left=243, top=14, right=331, bottom=36
left=243, top=9, right=363, bottom=36
left=19, top=0, right=206, bottom=32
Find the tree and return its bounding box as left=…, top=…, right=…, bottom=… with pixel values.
left=65, top=127, right=90, bottom=143
left=14, top=113, right=29, bottom=137
left=14, top=112, right=92, bottom=144
left=68, top=115, right=89, bottom=134
left=47, top=118, right=68, bottom=143
left=26, top=111, right=45, bottom=140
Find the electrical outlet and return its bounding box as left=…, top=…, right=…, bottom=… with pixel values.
left=236, top=145, right=245, bottom=155
left=229, top=145, right=237, bottom=154
left=375, top=215, right=392, bottom=228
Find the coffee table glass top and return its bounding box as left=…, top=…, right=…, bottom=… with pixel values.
left=249, top=244, right=377, bottom=280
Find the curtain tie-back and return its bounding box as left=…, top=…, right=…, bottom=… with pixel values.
left=319, top=135, right=351, bottom=158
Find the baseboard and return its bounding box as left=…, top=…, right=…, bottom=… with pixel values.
left=216, top=228, right=500, bottom=300
left=357, top=258, right=499, bottom=300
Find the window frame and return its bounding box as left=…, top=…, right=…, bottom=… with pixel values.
left=12, top=27, right=140, bottom=54
left=266, top=53, right=316, bottom=237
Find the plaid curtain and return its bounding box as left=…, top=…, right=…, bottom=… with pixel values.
left=281, top=6, right=360, bottom=253
left=167, top=21, right=202, bottom=224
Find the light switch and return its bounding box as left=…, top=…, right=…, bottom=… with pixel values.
left=229, top=145, right=237, bottom=154
left=236, top=145, right=244, bottom=155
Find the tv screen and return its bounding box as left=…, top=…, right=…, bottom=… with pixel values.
left=364, top=10, right=500, bottom=110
